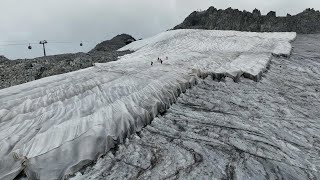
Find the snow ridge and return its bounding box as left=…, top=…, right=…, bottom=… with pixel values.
left=0, top=29, right=296, bottom=180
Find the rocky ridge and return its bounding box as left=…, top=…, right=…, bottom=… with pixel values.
left=90, top=34, right=136, bottom=52
left=174, top=7, right=320, bottom=34
left=0, top=34, right=135, bottom=89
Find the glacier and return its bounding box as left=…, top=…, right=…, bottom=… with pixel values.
left=71, top=34, right=320, bottom=180
left=0, top=29, right=296, bottom=180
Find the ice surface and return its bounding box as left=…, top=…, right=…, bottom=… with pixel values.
left=0, top=29, right=296, bottom=180
left=119, top=29, right=295, bottom=81
left=71, top=34, right=320, bottom=180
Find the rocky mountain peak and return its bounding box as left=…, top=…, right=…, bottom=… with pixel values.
left=253, top=8, right=261, bottom=17
left=90, top=34, right=136, bottom=53
left=266, top=11, right=276, bottom=17
left=174, top=7, right=320, bottom=34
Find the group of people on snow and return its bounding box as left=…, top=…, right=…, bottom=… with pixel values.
left=151, top=57, right=168, bottom=66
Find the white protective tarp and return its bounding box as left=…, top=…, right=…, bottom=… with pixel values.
left=0, top=29, right=296, bottom=180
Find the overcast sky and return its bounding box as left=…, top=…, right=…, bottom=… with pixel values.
left=0, top=0, right=319, bottom=59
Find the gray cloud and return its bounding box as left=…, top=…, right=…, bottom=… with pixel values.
left=0, top=0, right=319, bottom=59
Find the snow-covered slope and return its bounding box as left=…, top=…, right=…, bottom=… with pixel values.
left=71, top=34, right=320, bottom=180
left=119, top=30, right=295, bottom=81
left=0, top=30, right=296, bottom=180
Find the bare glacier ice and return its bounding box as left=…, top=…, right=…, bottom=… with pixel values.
left=0, top=29, right=300, bottom=179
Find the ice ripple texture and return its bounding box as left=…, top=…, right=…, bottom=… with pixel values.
left=0, top=29, right=296, bottom=180
left=72, top=34, right=320, bottom=180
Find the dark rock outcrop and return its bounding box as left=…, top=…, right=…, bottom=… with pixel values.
left=90, top=34, right=136, bottom=52
left=174, top=7, right=320, bottom=34
left=0, top=55, right=9, bottom=63
left=0, top=34, right=134, bottom=89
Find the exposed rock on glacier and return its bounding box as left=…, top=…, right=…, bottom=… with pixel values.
left=0, top=29, right=296, bottom=180
left=72, top=34, right=320, bottom=180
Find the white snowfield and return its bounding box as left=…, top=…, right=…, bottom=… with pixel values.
left=0, top=30, right=296, bottom=180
